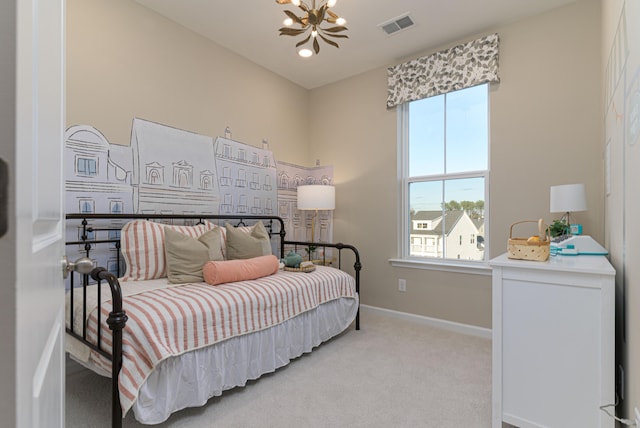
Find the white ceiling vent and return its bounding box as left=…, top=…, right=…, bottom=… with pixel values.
left=379, top=13, right=415, bottom=36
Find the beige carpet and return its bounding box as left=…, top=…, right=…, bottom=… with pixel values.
left=66, top=306, right=491, bottom=427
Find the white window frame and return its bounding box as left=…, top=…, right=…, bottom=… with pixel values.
left=391, top=86, right=491, bottom=276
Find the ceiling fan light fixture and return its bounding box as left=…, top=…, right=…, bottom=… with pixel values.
left=276, top=0, right=348, bottom=56
left=298, top=48, right=313, bottom=58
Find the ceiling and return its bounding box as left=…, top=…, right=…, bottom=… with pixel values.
left=135, top=0, right=576, bottom=90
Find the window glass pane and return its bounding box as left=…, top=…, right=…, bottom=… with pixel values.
left=446, top=85, right=488, bottom=173
left=110, top=201, right=123, bottom=213
left=409, top=95, right=444, bottom=177
left=442, top=177, right=485, bottom=261
left=409, top=181, right=443, bottom=257
left=77, top=157, right=97, bottom=176
left=409, top=180, right=442, bottom=213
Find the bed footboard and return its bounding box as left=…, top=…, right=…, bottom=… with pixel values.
left=284, top=240, right=361, bottom=330
left=93, top=268, right=127, bottom=428
left=67, top=267, right=127, bottom=428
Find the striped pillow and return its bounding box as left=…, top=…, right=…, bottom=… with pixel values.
left=120, top=220, right=219, bottom=281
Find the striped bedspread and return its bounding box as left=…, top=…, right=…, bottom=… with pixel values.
left=70, top=266, right=357, bottom=416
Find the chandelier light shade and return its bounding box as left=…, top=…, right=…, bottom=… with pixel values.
left=276, top=0, right=348, bottom=57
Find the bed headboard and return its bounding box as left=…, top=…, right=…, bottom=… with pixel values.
left=65, top=213, right=287, bottom=278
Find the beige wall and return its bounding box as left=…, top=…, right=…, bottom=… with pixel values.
left=310, top=0, right=602, bottom=329
left=66, top=0, right=639, bottom=417
left=66, top=0, right=310, bottom=164
left=68, top=0, right=603, bottom=330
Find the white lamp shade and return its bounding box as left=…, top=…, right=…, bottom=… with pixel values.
left=297, top=185, right=335, bottom=210
left=550, top=183, right=587, bottom=213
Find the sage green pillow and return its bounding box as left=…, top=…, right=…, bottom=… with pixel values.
left=225, top=221, right=272, bottom=260
left=164, top=227, right=224, bottom=284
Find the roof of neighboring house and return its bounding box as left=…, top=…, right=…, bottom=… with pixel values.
left=411, top=210, right=466, bottom=236
left=472, top=218, right=485, bottom=230
left=412, top=211, right=444, bottom=221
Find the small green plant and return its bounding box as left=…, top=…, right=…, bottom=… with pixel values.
left=305, top=245, right=317, bottom=259
left=549, top=219, right=569, bottom=238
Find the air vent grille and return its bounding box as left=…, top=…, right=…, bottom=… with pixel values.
left=379, top=13, right=415, bottom=36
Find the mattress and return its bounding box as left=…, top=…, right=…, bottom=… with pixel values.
left=66, top=266, right=358, bottom=424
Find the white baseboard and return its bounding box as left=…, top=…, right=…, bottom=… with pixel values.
left=361, top=304, right=492, bottom=339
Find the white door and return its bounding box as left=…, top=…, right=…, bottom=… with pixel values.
left=0, top=0, right=66, bottom=427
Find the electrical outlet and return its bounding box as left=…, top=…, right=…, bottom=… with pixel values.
left=635, top=407, right=640, bottom=426
left=398, top=279, right=407, bottom=292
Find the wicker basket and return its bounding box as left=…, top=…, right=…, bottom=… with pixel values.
left=507, top=219, right=550, bottom=261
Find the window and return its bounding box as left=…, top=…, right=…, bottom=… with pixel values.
left=76, top=156, right=97, bottom=177
left=110, top=200, right=123, bottom=214
left=79, top=199, right=95, bottom=214
left=400, top=83, right=488, bottom=262
left=107, top=259, right=120, bottom=276
left=77, top=226, right=95, bottom=242
left=108, top=229, right=121, bottom=241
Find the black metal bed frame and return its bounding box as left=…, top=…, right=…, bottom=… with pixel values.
left=65, top=213, right=361, bottom=428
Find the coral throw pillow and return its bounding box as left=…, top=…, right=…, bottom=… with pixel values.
left=202, top=255, right=280, bottom=286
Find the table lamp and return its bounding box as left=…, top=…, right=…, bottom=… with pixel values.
left=550, top=183, right=587, bottom=234
left=297, top=184, right=335, bottom=243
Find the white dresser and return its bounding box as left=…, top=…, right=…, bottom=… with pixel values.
left=490, top=253, right=615, bottom=428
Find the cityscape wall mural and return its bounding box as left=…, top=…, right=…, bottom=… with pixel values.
left=65, top=117, right=333, bottom=277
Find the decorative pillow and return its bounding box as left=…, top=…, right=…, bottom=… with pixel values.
left=164, top=227, right=224, bottom=284
left=202, top=255, right=280, bottom=286
left=224, top=221, right=272, bottom=260
left=120, top=220, right=217, bottom=281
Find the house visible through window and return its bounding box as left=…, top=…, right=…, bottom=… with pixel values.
left=400, top=83, right=488, bottom=262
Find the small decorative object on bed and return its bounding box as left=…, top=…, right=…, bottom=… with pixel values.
left=284, top=260, right=317, bottom=273
left=283, top=250, right=304, bottom=267
left=65, top=213, right=361, bottom=428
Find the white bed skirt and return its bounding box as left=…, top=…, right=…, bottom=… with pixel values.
left=131, top=296, right=358, bottom=424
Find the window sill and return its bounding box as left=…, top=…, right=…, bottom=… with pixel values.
left=388, top=258, right=492, bottom=276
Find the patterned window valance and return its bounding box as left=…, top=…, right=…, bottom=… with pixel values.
left=386, top=33, right=500, bottom=109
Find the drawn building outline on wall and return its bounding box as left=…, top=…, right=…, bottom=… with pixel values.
left=130, top=118, right=220, bottom=215
left=214, top=136, right=277, bottom=216
left=64, top=118, right=333, bottom=276
left=277, top=160, right=334, bottom=245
